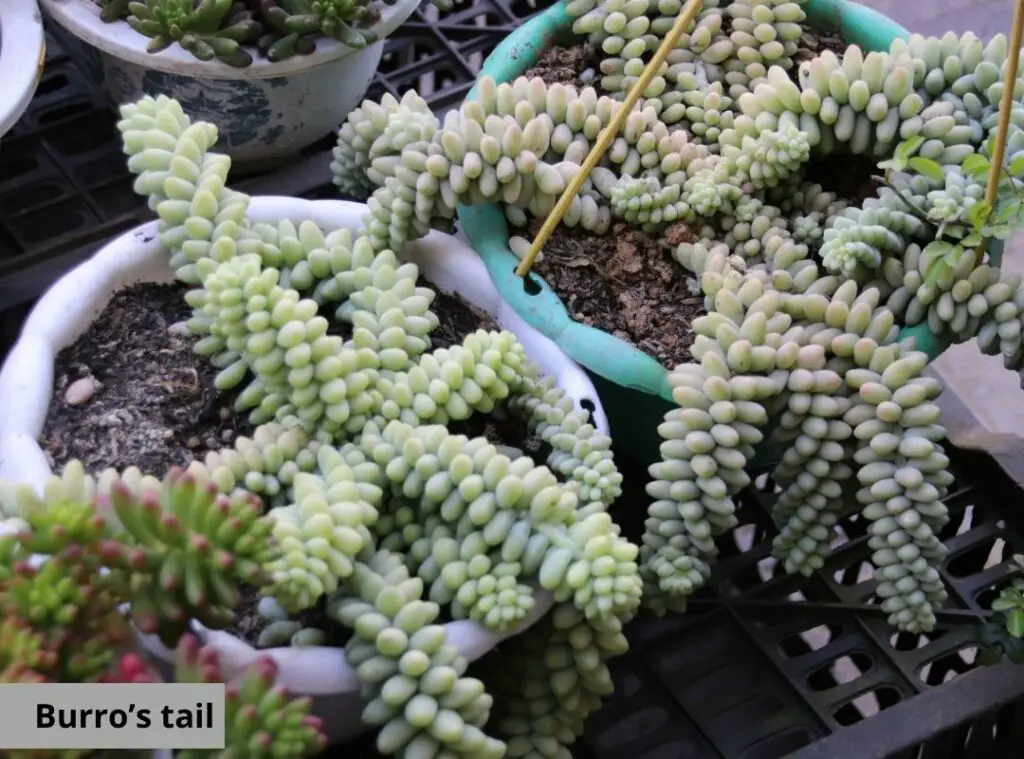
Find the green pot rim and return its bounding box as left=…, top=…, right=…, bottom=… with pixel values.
left=456, top=0, right=959, bottom=402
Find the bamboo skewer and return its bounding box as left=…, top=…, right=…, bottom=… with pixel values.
left=978, top=0, right=1024, bottom=262
left=514, top=0, right=705, bottom=278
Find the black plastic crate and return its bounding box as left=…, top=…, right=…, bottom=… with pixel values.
left=574, top=448, right=1024, bottom=759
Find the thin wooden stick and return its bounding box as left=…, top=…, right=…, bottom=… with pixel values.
left=978, top=0, right=1024, bottom=262
left=514, top=0, right=705, bottom=277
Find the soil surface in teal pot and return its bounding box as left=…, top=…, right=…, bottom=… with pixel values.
left=458, top=0, right=936, bottom=466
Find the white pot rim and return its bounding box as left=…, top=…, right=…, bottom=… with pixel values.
left=0, top=195, right=606, bottom=695
left=0, top=0, right=46, bottom=138
left=39, top=0, right=419, bottom=80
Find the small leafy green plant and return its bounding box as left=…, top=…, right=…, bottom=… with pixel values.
left=882, top=134, right=1024, bottom=285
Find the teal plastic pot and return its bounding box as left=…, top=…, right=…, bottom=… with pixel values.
left=458, top=0, right=961, bottom=465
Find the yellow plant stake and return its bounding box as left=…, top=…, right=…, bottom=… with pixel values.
left=515, top=0, right=705, bottom=277
left=978, top=0, right=1024, bottom=262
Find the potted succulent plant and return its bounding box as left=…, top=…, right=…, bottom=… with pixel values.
left=327, top=0, right=1024, bottom=639
left=0, top=93, right=635, bottom=756
left=0, top=0, right=46, bottom=144
left=0, top=472, right=328, bottom=758
left=36, top=0, right=425, bottom=166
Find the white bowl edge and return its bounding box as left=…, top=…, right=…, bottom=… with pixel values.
left=0, top=195, right=608, bottom=731
left=38, top=0, right=420, bottom=80
left=0, top=0, right=46, bottom=139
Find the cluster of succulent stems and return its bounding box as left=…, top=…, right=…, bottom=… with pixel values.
left=12, top=0, right=1024, bottom=754
left=328, top=0, right=1024, bottom=636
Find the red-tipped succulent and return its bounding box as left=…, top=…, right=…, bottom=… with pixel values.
left=174, top=634, right=327, bottom=759
left=99, top=468, right=281, bottom=646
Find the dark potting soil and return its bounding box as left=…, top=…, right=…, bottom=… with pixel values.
left=40, top=282, right=255, bottom=479
left=793, top=25, right=849, bottom=71
left=524, top=43, right=595, bottom=86
left=530, top=220, right=705, bottom=370
left=804, top=150, right=880, bottom=204
left=40, top=280, right=503, bottom=482
left=229, top=584, right=347, bottom=650
left=425, top=281, right=500, bottom=349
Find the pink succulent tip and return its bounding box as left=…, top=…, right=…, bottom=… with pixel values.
left=253, top=657, right=279, bottom=682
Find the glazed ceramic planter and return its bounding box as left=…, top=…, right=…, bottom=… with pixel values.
left=0, top=195, right=606, bottom=745
left=457, top=0, right=931, bottom=464
left=39, top=0, right=418, bottom=168
left=0, top=0, right=46, bottom=142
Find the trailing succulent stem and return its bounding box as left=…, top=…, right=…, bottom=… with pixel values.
left=107, top=88, right=635, bottom=759
left=174, top=633, right=327, bottom=759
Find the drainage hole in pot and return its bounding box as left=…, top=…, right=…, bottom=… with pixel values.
left=515, top=266, right=543, bottom=295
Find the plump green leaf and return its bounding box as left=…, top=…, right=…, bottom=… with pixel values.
left=984, top=223, right=1015, bottom=240
left=992, top=589, right=1022, bottom=612
left=965, top=198, right=992, bottom=228
left=996, top=198, right=1024, bottom=224
left=895, top=135, right=925, bottom=161
left=1010, top=156, right=1024, bottom=177
left=908, top=156, right=945, bottom=181
left=1008, top=608, right=1024, bottom=638
left=921, top=241, right=959, bottom=285
left=962, top=153, right=991, bottom=179
left=923, top=256, right=952, bottom=286
left=963, top=232, right=984, bottom=247
left=922, top=240, right=957, bottom=259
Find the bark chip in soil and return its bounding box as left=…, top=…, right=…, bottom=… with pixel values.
left=530, top=221, right=705, bottom=370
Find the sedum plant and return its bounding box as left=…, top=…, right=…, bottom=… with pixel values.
left=96, top=0, right=465, bottom=65
left=329, top=4, right=1024, bottom=637
left=0, top=471, right=326, bottom=759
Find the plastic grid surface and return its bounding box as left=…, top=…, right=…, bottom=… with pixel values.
left=0, top=0, right=558, bottom=299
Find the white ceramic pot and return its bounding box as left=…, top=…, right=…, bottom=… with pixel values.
left=0, top=196, right=608, bottom=745
left=0, top=0, right=46, bottom=142
left=39, top=0, right=418, bottom=167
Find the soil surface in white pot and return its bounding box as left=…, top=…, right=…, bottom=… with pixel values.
left=39, top=277, right=550, bottom=651
left=512, top=28, right=880, bottom=371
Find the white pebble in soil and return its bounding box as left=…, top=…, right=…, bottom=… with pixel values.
left=168, top=321, right=191, bottom=337
left=65, top=377, right=98, bottom=406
